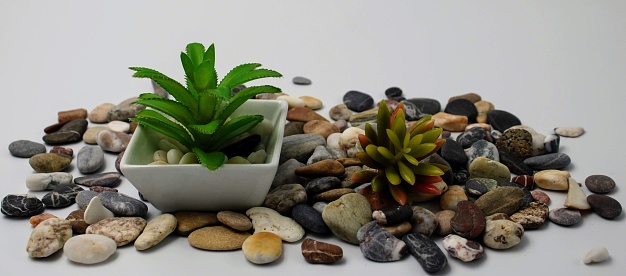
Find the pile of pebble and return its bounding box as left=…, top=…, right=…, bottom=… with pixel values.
left=2, top=77, right=622, bottom=272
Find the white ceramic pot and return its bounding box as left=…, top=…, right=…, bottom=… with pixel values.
left=120, top=99, right=288, bottom=212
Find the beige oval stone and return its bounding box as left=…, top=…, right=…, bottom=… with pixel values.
left=277, top=95, right=306, bottom=109
left=286, top=107, right=328, bottom=122
left=329, top=103, right=353, bottom=121
left=299, top=95, right=323, bottom=110
left=303, top=120, right=340, bottom=139
left=435, top=210, right=456, bottom=236
left=242, top=232, right=283, bottom=264
left=483, top=219, right=524, bottom=250
left=134, top=214, right=177, bottom=250
left=432, top=112, right=468, bottom=132
left=246, top=207, right=305, bottom=242
left=83, top=126, right=108, bottom=145
left=217, top=211, right=252, bottom=232
left=468, top=157, right=511, bottom=184
left=86, top=217, right=147, bottom=247
left=440, top=185, right=468, bottom=211
left=448, top=92, right=481, bottom=103
left=27, top=218, right=72, bottom=258
left=89, top=103, right=116, bottom=123
left=534, top=170, right=570, bottom=191
left=188, top=226, right=251, bottom=250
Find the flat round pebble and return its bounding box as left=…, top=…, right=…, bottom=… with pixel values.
left=548, top=208, right=582, bottom=226
left=217, top=211, right=253, bottom=232
left=8, top=140, right=47, bottom=158
left=188, top=226, right=251, bottom=250
left=64, top=234, right=117, bottom=264
left=343, top=90, right=374, bottom=112
left=74, top=172, right=122, bottom=187
left=292, top=76, right=312, bottom=85
left=357, top=221, right=407, bottom=262
left=587, top=194, right=622, bottom=219
left=247, top=207, right=305, bottom=242
left=585, top=175, right=616, bottom=194
left=405, top=98, right=441, bottom=115
left=554, top=126, right=585, bottom=137
left=29, top=153, right=72, bottom=173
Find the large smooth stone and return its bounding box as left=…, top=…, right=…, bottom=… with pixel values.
left=322, top=193, right=372, bottom=244
left=8, top=140, right=46, bottom=158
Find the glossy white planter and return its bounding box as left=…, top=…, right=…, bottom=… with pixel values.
left=120, top=100, right=288, bottom=212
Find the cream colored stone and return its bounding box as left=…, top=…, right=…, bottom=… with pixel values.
left=564, top=177, right=591, bottom=210
left=27, top=218, right=72, bottom=258
left=84, top=196, right=114, bottom=225
left=583, top=246, right=610, bottom=264
left=432, top=112, right=468, bottom=132
left=339, top=127, right=365, bottom=158
left=64, top=234, right=117, bottom=264
left=134, top=214, right=177, bottom=250
left=439, top=185, right=468, bottom=211
left=246, top=207, right=305, bottom=242
left=277, top=95, right=306, bottom=108
left=482, top=219, right=524, bottom=250
left=534, top=170, right=570, bottom=191
left=299, top=95, right=323, bottom=110
left=474, top=100, right=495, bottom=124
left=88, top=103, right=116, bottom=123
left=108, top=120, right=130, bottom=133
left=555, top=127, right=585, bottom=137
left=83, top=126, right=109, bottom=145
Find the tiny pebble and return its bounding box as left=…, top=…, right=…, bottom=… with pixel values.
left=555, top=127, right=585, bottom=137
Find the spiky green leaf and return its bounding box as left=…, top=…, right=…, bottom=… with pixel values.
left=131, top=110, right=194, bottom=147
left=203, top=43, right=215, bottom=63
left=186, top=43, right=205, bottom=67
left=216, top=85, right=281, bottom=121
left=208, top=115, right=263, bottom=151
left=408, top=134, right=424, bottom=149
left=192, top=147, right=225, bottom=170
left=385, top=166, right=401, bottom=185
left=403, top=153, right=419, bottom=166
left=364, top=123, right=378, bottom=145
left=129, top=67, right=197, bottom=111
left=356, top=152, right=385, bottom=170
left=218, top=63, right=262, bottom=89
left=196, top=92, right=219, bottom=123
left=371, top=174, right=386, bottom=192
left=398, top=160, right=415, bottom=185
left=180, top=52, right=195, bottom=83
left=376, top=100, right=390, bottom=147
left=377, top=146, right=395, bottom=160
left=223, top=68, right=282, bottom=89
left=188, top=119, right=223, bottom=135
left=391, top=109, right=406, bottom=139
left=193, top=61, right=215, bottom=91
left=133, top=94, right=195, bottom=125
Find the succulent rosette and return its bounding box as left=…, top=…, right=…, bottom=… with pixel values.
left=352, top=100, right=448, bottom=205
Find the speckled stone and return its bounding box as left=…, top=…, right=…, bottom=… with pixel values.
left=585, top=175, right=616, bottom=194
left=465, top=140, right=499, bottom=166
left=41, top=184, right=84, bottom=208
left=549, top=208, right=581, bottom=226
left=532, top=190, right=551, bottom=204
left=77, top=145, right=105, bottom=174
left=134, top=214, right=177, bottom=250
left=403, top=233, right=448, bottom=273
left=322, top=193, right=372, bottom=244
left=217, top=211, right=252, bottom=232
left=474, top=186, right=524, bottom=216
left=482, top=218, right=524, bottom=250
left=8, top=140, right=47, bottom=158
left=510, top=202, right=549, bottom=229
left=86, top=217, right=147, bottom=247
left=405, top=98, right=441, bottom=115
left=357, top=221, right=407, bottom=262
left=435, top=210, right=456, bottom=236
left=264, top=184, right=307, bottom=214
left=587, top=194, right=622, bottom=219
left=495, top=128, right=533, bottom=159
left=26, top=218, right=72, bottom=258
left=247, top=207, right=305, bottom=242
left=188, top=226, right=251, bottom=250
left=97, top=191, right=148, bottom=217
left=456, top=127, right=488, bottom=149
left=1, top=194, right=45, bottom=217
left=443, top=234, right=484, bottom=262
left=329, top=104, right=353, bottom=121
left=410, top=206, right=439, bottom=236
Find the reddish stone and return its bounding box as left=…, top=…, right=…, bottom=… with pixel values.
left=451, top=201, right=486, bottom=239
left=358, top=185, right=396, bottom=211
left=287, top=107, right=328, bottom=123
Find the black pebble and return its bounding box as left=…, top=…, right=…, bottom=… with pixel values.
left=486, top=110, right=522, bottom=132
left=444, top=99, right=478, bottom=123
left=343, top=90, right=374, bottom=112
left=1, top=194, right=45, bottom=217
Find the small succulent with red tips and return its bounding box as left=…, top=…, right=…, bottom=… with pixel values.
left=352, top=100, right=448, bottom=205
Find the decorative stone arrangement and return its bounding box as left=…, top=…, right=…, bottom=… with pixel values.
left=2, top=77, right=621, bottom=270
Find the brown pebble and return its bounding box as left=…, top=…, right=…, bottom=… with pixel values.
left=303, top=120, right=340, bottom=139
left=174, top=212, right=219, bottom=236
left=312, top=188, right=355, bottom=202
left=188, top=226, right=251, bottom=251
left=287, top=107, right=328, bottom=122
left=295, top=159, right=345, bottom=178
left=58, top=108, right=88, bottom=124
left=301, top=238, right=343, bottom=264
left=510, top=202, right=549, bottom=229
left=432, top=112, right=468, bottom=132
left=129, top=121, right=139, bottom=133
left=50, top=146, right=73, bottom=157
left=449, top=92, right=482, bottom=103
left=29, top=213, right=58, bottom=227
left=531, top=190, right=551, bottom=204
left=217, top=211, right=253, bottom=232
left=336, top=157, right=362, bottom=167
left=43, top=121, right=66, bottom=134
left=90, top=186, right=119, bottom=193
left=381, top=221, right=412, bottom=238
left=65, top=208, right=88, bottom=234
left=511, top=175, right=534, bottom=190
left=435, top=210, right=456, bottom=236
left=451, top=201, right=485, bottom=239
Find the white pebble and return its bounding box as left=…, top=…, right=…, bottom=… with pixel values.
left=108, top=120, right=130, bottom=133
left=246, top=207, right=305, bottom=242
left=326, top=133, right=342, bottom=150
left=25, top=172, right=73, bottom=191
left=84, top=196, right=115, bottom=224
left=166, top=149, right=184, bottom=164
left=153, top=150, right=168, bottom=162
left=583, top=246, right=609, bottom=264
left=247, top=149, right=267, bottom=164
left=179, top=152, right=199, bottom=164
left=64, top=234, right=117, bottom=264
left=276, top=95, right=305, bottom=109
left=554, top=127, right=585, bottom=137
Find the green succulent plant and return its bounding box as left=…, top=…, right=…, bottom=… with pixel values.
left=129, top=42, right=282, bottom=171
left=352, top=100, right=448, bottom=205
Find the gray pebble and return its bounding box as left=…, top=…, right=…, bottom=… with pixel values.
left=357, top=221, right=407, bottom=262
left=292, top=76, right=312, bottom=85
left=106, top=96, right=145, bottom=122
left=280, top=134, right=326, bottom=163
left=74, top=172, right=122, bottom=187
left=343, top=90, right=374, bottom=112
left=523, top=153, right=571, bottom=170
left=305, top=176, right=341, bottom=195
left=312, top=201, right=327, bottom=213
left=76, top=190, right=100, bottom=209
left=263, top=184, right=307, bottom=213
left=549, top=208, right=582, bottom=226
left=410, top=206, right=438, bottom=236
left=271, top=159, right=305, bottom=188
left=585, top=175, right=616, bottom=194
left=8, top=140, right=46, bottom=158
left=587, top=194, right=622, bottom=219
left=403, top=233, right=447, bottom=273
left=77, top=145, right=105, bottom=174
left=306, top=145, right=334, bottom=165
left=291, top=203, right=330, bottom=234
left=98, top=191, right=148, bottom=217
left=465, top=140, right=499, bottom=167
left=456, top=124, right=488, bottom=148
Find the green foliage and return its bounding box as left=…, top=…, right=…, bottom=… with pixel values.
left=353, top=100, right=448, bottom=205
left=130, top=42, right=282, bottom=170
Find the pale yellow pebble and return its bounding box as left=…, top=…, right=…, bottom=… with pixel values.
left=227, top=156, right=251, bottom=164
left=564, top=177, right=591, bottom=210
left=83, top=126, right=109, bottom=145
left=474, top=100, right=495, bottom=124
left=276, top=95, right=306, bottom=109
left=242, top=232, right=283, bottom=264
left=134, top=214, right=177, bottom=251
left=166, top=149, right=184, bottom=164
left=108, top=120, right=130, bottom=133
left=148, top=160, right=169, bottom=165
left=299, top=96, right=323, bottom=110
left=534, top=170, right=570, bottom=191
left=179, top=152, right=199, bottom=164
left=153, top=150, right=168, bottom=162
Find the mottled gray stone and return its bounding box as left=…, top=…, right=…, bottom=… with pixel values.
left=98, top=191, right=148, bottom=217
left=523, top=153, right=571, bottom=170
left=271, top=159, right=305, bottom=188
left=357, top=221, right=407, bottom=262
left=306, top=145, right=334, bottom=165
left=585, top=175, right=616, bottom=194
left=74, top=172, right=121, bottom=187
left=403, top=233, right=448, bottom=273
left=548, top=208, right=582, bottom=226
left=264, top=184, right=307, bottom=213
left=465, top=140, right=499, bottom=167
left=280, top=134, right=326, bottom=163
left=77, top=145, right=105, bottom=174
left=106, top=97, right=145, bottom=122
left=305, top=176, right=341, bottom=195
left=8, top=140, right=46, bottom=158
left=76, top=190, right=100, bottom=209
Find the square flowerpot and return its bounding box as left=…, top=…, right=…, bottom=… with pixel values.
left=120, top=99, right=288, bottom=212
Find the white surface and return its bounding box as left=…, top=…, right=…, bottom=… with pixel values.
left=1, top=1, right=625, bottom=275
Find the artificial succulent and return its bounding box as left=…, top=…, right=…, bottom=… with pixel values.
left=129, top=42, right=282, bottom=170
left=352, top=100, right=448, bottom=205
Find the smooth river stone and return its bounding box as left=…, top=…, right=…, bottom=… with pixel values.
left=405, top=98, right=442, bottom=115
left=291, top=203, right=330, bottom=234
left=29, top=153, right=72, bottom=173
left=585, top=175, right=616, bottom=194
left=96, top=130, right=131, bottom=153
left=587, top=194, right=622, bottom=219
left=442, top=234, right=484, bottom=262
left=26, top=172, right=73, bottom=191
left=444, top=99, right=478, bottom=123
left=58, top=108, right=88, bottom=124
left=8, top=140, right=46, bottom=158
left=246, top=207, right=305, bottom=242
left=64, top=234, right=117, bottom=264
left=450, top=201, right=485, bottom=239
left=486, top=110, right=522, bottom=132
left=188, top=226, right=251, bottom=250
left=468, top=157, right=510, bottom=184
left=242, top=232, right=283, bottom=264
left=343, top=90, right=374, bottom=112
left=89, top=103, right=116, bottom=123
left=482, top=218, right=524, bottom=250
left=432, top=112, right=468, bottom=132
left=440, top=138, right=468, bottom=164
left=322, top=193, right=372, bottom=245
left=548, top=208, right=582, bottom=226
left=41, top=183, right=84, bottom=208
left=301, top=238, right=343, bottom=264
left=74, top=172, right=122, bottom=187
left=534, top=170, right=570, bottom=191
left=42, top=131, right=82, bottom=145
left=86, top=217, right=147, bottom=247
left=217, top=211, right=252, bottom=232
left=403, top=233, right=448, bottom=273
left=465, top=140, right=499, bottom=166
left=372, top=205, right=413, bottom=225
left=410, top=206, right=438, bottom=236
left=134, top=213, right=177, bottom=250
left=456, top=127, right=488, bottom=149
left=357, top=221, right=407, bottom=262
left=523, top=153, right=571, bottom=170
left=98, top=191, right=148, bottom=217
left=26, top=218, right=72, bottom=258
left=77, top=145, right=105, bottom=174
left=554, top=127, right=585, bottom=137
left=474, top=186, right=525, bottom=216
left=1, top=194, right=45, bottom=217
left=293, top=76, right=312, bottom=85
left=106, top=96, right=145, bottom=122
left=264, top=184, right=307, bottom=214
left=280, top=134, right=326, bottom=163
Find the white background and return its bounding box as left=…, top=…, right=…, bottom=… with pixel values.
left=1, top=1, right=625, bottom=275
